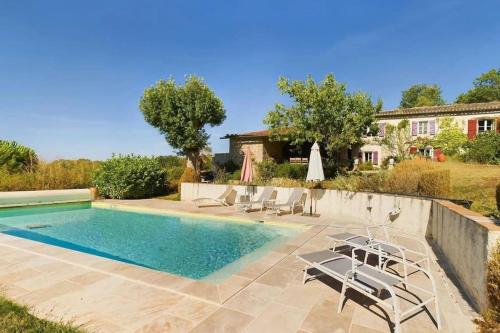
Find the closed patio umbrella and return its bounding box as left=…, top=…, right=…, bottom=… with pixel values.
left=306, top=142, right=325, bottom=215
left=240, top=148, right=254, bottom=199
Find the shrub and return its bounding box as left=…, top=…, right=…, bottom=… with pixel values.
left=358, top=172, right=387, bottom=192
left=418, top=170, right=450, bottom=197
left=474, top=240, right=500, bottom=332
left=257, top=159, right=277, bottom=183
left=463, top=131, right=500, bottom=164
left=268, top=177, right=302, bottom=188
left=384, top=158, right=436, bottom=195
left=93, top=154, right=166, bottom=199
left=222, top=160, right=240, bottom=173
left=275, top=163, right=308, bottom=179
left=0, top=159, right=99, bottom=191
left=177, top=167, right=198, bottom=193
left=358, top=161, right=374, bottom=171
left=166, top=165, right=184, bottom=192
left=323, top=175, right=361, bottom=192
left=433, top=117, right=468, bottom=156
left=158, top=155, right=185, bottom=169
left=214, top=166, right=229, bottom=184
left=0, top=140, right=38, bottom=173
left=230, top=169, right=241, bottom=181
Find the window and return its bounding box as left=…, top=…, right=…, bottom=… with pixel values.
left=418, top=121, right=428, bottom=135
left=478, top=119, right=494, bottom=133
left=363, top=152, right=373, bottom=163
left=418, top=147, right=434, bottom=158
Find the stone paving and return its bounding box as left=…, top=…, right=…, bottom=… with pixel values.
left=0, top=199, right=476, bottom=332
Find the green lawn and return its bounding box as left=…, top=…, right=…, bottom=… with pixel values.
left=156, top=192, right=181, bottom=201
left=433, top=159, right=500, bottom=215
left=0, top=295, right=84, bottom=333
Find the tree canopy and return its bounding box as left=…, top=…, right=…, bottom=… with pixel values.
left=139, top=75, right=226, bottom=172
left=400, top=84, right=445, bottom=108
left=456, top=68, right=500, bottom=103
left=264, top=74, right=381, bottom=159
left=432, top=118, right=467, bottom=155
left=379, top=120, right=412, bottom=160
left=0, top=140, right=38, bottom=173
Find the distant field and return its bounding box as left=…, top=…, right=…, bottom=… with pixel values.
left=434, top=159, right=500, bottom=215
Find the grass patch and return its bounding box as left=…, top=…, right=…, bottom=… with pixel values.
left=157, top=192, right=181, bottom=201
left=433, top=159, right=500, bottom=215
left=0, top=295, right=84, bottom=333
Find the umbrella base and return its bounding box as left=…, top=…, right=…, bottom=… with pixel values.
left=301, top=212, right=321, bottom=218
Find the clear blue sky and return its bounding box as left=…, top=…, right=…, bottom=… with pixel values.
left=1, top=0, right=499, bottom=160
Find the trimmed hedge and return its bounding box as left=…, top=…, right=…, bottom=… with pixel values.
left=93, top=154, right=166, bottom=199
left=384, top=159, right=450, bottom=197
left=275, top=163, right=308, bottom=179
left=418, top=170, right=450, bottom=197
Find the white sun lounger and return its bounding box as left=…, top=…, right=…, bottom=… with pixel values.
left=328, top=224, right=430, bottom=280
left=236, top=187, right=277, bottom=212
left=193, top=186, right=236, bottom=207
left=297, top=246, right=441, bottom=333
left=268, top=188, right=307, bottom=215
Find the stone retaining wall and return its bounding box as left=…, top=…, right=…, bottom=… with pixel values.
left=0, top=189, right=92, bottom=207
left=431, top=200, right=500, bottom=311
left=181, top=182, right=500, bottom=311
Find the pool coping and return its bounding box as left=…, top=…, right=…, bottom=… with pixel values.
left=0, top=203, right=322, bottom=305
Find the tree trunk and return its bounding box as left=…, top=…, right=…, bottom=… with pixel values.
left=185, top=150, right=201, bottom=180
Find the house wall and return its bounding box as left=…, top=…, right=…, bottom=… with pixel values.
left=364, top=111, right=500, bottom=165
left=228, top=137, right=265, bottom=165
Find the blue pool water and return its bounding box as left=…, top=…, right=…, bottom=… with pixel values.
left=0, top=203, right=298, bottom=280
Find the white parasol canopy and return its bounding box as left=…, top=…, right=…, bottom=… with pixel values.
left=306, top=141, right=325, bottom=182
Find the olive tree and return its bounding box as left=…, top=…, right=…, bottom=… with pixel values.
left=139, top=75, right=226, bottom=175
left=264, top=74, right=381, bottom=161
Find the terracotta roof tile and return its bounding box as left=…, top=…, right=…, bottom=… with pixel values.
left=377, top=101, right=500, bottom=119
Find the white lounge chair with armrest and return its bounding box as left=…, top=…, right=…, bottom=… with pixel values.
left=328, top=224, right=430, bottom=281
left=297, top=245, right=441, bottom=333
left=236, top=187, right=277, bottom=212
left=193, top=186, right=236, bottom=207
left=268, top=188, right=307, bottom=215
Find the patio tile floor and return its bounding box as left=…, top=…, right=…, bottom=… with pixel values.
left=0, top=198, right=476, bottom=332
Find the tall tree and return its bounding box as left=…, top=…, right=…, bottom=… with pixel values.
left=139, top=75, right=226, bottom=174
left=400, top=84, right=445, bottom=108
left=0, top=140, right=38, bottom=173
left=264, top=74, right=381, bottom=160
left=456, top=68, right=500, bottom=103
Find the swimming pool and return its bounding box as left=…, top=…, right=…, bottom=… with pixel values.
left=0, top=203, right=299, bottom=281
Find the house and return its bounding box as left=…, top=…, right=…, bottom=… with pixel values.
left=214, top=101, right=500, bottom=167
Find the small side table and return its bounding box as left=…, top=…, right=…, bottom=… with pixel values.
left=262, top=199, right=277, bottom=214
left=236, top=195, right=251, bottom=212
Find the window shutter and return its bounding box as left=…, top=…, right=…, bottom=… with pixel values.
left=434, top=148, right=441, bottom=160
left=411, top=121, right=417, bottom=136
left=378, top=123, right=385, bottom=137
left=409, top=146, right=417, bottom=154
left=467, top=119, right=477, bottom=139
left=497, top=118, right=500, bottom=133
left=373, top=151, right=378, bottom=165
left=429, top=120, right=436, bottom=135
